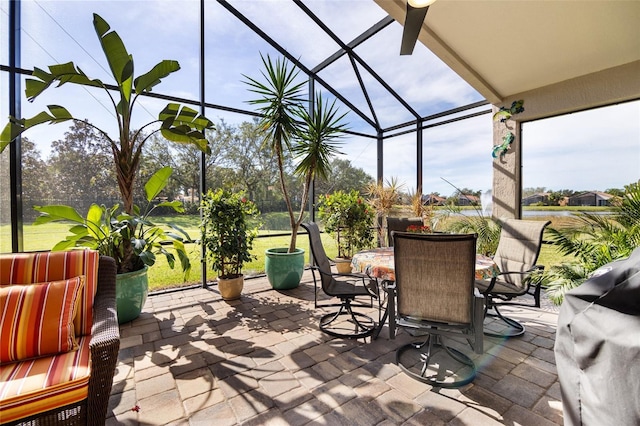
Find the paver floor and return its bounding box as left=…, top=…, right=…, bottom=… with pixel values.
left=107, top=270, right=563, bottom=425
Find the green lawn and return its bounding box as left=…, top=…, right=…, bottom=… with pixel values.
left=0, top=219, right=339, bottom=292
left=1, top=213, right=575, bottom=292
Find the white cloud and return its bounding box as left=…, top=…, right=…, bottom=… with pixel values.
left=522, top=102, right=640, bottom=191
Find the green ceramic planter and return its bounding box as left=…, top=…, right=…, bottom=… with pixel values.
left=265, top=248, right=305, bottom=290
left=116, top=266, right=149, bottom=324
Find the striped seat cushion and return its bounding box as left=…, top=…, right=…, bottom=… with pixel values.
left=0, top=276, right=85, bottom=363
left=0, top=335, right=91, bottom=424
left=0, top=250, right=99, bottom=336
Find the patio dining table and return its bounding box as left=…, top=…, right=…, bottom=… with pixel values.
left=351, top=247, right=500, bottom=282
left=351, top=247, right=500, bottom=339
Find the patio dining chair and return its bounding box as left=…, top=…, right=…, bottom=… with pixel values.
left=392, top=232, right=484, bottom=388
left=301, top=222, right=382, bottom=339
left=386, top=217, right=423, bottom=247
left=475, top=218, right=551, bottom=337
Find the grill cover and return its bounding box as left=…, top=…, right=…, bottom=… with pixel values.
left=554, top=247, right=640, bottom=426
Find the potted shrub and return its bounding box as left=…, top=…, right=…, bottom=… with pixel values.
left=33, top=167, right=192, bottom=323
left=243, top=54, right=348, bottom=289
left=0, top=14, right=213, bottom=321
left=200, top=188, right=260, bottom=301
left=318, top=190, right=375, bottom=273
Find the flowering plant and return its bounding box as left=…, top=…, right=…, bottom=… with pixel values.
left=406, top=224, right=431, bottom=234
left=318, top=190, right=375, bottom=258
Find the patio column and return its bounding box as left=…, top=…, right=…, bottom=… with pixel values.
left=491, top=105, right=521, bottom=220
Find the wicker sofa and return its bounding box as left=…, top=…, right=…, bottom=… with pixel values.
left=0, top=250, right=120, bottom=425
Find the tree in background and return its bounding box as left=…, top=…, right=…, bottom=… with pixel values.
left=522, top=187, right=548, bottom=198
left=142, top=121, right=224, bottom=204
left=315, top=158, right=374, bottom=195
left=47, top=121, right=116, bottom=203
left=223, top=119, right=281, bottom=204
left=20, top=137, right=52, bottom=203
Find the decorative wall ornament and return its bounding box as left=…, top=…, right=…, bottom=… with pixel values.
left=492, top=100, right=524, bottom=159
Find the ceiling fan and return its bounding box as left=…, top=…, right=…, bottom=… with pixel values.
left=400, top=0, right=437, bottom=55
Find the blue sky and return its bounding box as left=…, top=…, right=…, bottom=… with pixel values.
left=2, top=0, right=638, bottom=197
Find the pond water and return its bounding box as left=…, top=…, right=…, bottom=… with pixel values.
left=454, top=209, right=612, bottom=217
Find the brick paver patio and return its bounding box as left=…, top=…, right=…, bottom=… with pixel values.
left=107, top=270, right=563, bottom=425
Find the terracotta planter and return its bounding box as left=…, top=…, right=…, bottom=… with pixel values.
left=218, top=274, right=244, bottom=301
left=335, top=257, right=352, bottom=273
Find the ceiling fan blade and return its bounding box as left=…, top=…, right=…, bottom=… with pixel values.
left=400, top=4, right=429, bottom=55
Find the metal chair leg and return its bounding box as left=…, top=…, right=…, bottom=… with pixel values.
left=319, top=299, right=376, bottom=339
left=396, top=334, right=476, bottom=388
left=484, top=304, right=525, bottom=337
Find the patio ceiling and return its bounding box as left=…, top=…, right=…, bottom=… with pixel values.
left=375, top=0, right=640, bottom=104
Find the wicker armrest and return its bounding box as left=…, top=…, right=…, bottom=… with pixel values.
left=87, top=256, right=120, bottom=425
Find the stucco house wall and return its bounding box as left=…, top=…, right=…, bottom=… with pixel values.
left=492, top=60, right=640, bottom=219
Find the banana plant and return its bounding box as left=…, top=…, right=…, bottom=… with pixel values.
left=1, top=13, right=213, bottom=273
left=2, top=14, right=213, bottom=213
left=33, top=167, right=192, bottom=277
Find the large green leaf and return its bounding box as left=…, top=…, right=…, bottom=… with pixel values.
left=159, top=103, right=213, bottom=153
left=93, top=13, right=133, bottom=103
left=134, top=60, right=181, bottom=94
left=51, top=240, right=79, bottom=251
left=26, top=64, right=104, bottom=101
left=155, top=200, right=185, bottom=213
left=85, top=204, right=104, bottom=240
left=0, top=107, right=73, bottom=152
left=144, top=166, right=172, bottom=202
left=33, top=205, right=84, bottom=224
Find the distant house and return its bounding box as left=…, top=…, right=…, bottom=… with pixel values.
left=522, top=193, right=549, bottom=206
left=457, top=194, right=480, bottom=206
left=423, top=193, right=446, bottom=206
left=568, top=191, right=614, bottom=206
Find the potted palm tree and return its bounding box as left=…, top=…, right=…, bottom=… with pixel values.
left=200, top=188, right=260, bottom=300
left=243, top=54, right=348, bottom=290
left=318, top=190, right=375, bottom=273
left=0, top=13, right=213, bottom=322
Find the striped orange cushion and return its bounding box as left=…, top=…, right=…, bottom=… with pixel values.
left=0, top=250, right=99, bottom=336
left=0, top=335, right=91, bottom=423
left=0, top=276, right=85, bottom=363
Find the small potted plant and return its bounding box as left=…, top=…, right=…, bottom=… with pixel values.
left=318, top=190, right=375, bottom=273
left=200, top=188, right=260, bottom=300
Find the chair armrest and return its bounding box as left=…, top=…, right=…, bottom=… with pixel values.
left=87, top=256, right=120, bottom=425
left=317, top=268, right=379, bottom=298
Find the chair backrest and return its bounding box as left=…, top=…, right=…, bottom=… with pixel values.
left=493, top=219, right=551, bottom=288
left=301, top=222, right=334, bottom=293
left=0, top=249, right=100, bottom=336
left=393, top=232, right=477, bottom=325
left=387, top=217, right=423, bottom=247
